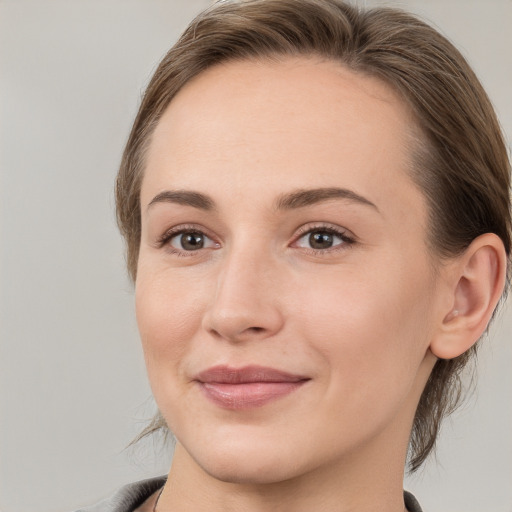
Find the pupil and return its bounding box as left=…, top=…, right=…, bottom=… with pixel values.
left=181, top=232, right=204, bottom=250
left=309, top=232, right=333, bottom=249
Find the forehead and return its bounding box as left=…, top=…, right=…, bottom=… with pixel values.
left=142, top=56, right=424, bottom=222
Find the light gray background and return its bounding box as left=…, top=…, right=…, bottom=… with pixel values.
left=1, top=1, right=511, bottom=511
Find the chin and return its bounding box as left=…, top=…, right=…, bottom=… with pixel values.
left=197, top=452, right=302, bottom=485
left=177, top=428, right=314, bottom=485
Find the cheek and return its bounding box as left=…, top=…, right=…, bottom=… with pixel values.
left=291, top=260, right=435, bottom=397
left=135, top=269, right=207, bottom=379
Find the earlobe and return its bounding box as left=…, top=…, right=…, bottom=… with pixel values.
left=430, top=233, right=507, bottom=360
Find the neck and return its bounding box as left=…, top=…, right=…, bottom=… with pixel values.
left=156, top=427, right=410, bottom=512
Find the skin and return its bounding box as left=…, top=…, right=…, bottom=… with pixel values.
left=135, top=57, right=504, bottom=511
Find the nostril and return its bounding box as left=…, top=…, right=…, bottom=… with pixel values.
left=207, top=325, right=266, bottom=342
left=202, top=299, right=284, bottom=342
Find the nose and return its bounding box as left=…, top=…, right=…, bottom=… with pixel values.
left=201, top=243, right=285, bottom=343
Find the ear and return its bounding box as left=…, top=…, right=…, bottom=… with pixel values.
left=430, top=233, right=508, bottom=360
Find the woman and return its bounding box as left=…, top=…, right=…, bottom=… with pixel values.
left=79, top=0, right=510, bottom=510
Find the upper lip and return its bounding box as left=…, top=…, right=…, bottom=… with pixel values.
left=195, top=365, right=309, bottom=384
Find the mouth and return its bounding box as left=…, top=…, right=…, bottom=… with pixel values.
left=194, top=365, right=310, bottom=410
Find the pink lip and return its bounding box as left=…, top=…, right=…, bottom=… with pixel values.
left=195, top=365, right=310, bottom=410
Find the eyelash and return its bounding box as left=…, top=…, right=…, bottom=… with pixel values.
left=156, top=224, right=219, bottom=257
left=156, top=223, right=355, bottom=257
left=291, top=223, right=355, bottom=256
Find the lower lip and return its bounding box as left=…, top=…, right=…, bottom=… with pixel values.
left=198, top=381, right=306, bottom=410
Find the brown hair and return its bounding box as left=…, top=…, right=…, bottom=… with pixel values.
left=116, top=0, right=511, bottom=471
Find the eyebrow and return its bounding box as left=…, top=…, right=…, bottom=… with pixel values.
left=275, top=187, right=379, bottom=212
left=146, top=186, right=378, bottom=213
left=147, top=190, right=215, bottom=211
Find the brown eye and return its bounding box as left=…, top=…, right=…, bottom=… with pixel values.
left=181, top=232, right=204, bottom=250
left=294, top=226, right=353, bottom=252
left=309, top=232, right=334, bottom=249
left=169, top=231, right=216, bottom=251
left=161, top=225, right=219, bottom=255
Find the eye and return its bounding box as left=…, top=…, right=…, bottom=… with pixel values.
left=169, top=230, right=217, bottom=251
left=156, top=225, right=220, bottom=255
left=293, top=226, right=354, bottom=252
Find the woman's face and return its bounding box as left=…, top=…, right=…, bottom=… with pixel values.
left=136, top=57, right=442, bottom=483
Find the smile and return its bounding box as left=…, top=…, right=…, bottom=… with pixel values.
left=195, top=365, right=310, bottom=410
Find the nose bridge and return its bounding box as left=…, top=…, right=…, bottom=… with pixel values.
left=218, top=239, right=267, bottom=300
left=203, top=234, right=283, bottom=341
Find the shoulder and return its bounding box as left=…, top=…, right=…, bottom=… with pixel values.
left=73, top=476, right=166, bottom=512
